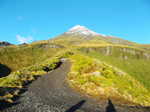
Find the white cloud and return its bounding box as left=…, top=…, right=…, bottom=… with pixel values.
left=16, top=35, right=33, bottom=44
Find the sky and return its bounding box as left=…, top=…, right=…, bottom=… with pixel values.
left=0, top=0, right=150, bottom=44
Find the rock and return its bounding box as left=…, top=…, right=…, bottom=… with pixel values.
left=61, top=58, right=68, bottom=62
left=91, top=71, right=101, bottom=76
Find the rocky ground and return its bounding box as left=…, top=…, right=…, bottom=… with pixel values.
left=0, top=61, right=149, bottom=112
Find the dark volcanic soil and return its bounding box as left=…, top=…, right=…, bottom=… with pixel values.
left=0, top=61, right=150, bottom=112
left=0, top=64, right=11, bottom=78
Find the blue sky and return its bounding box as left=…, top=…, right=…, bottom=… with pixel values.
left=0, top=0, right=150, bottom=44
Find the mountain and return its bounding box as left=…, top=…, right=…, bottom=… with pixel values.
left=53, top=25, right=136, bottom=46
left=0, top=25, right=150, bottom=108
left=0, top=41, right=12, bottom=47
left=65, top=25, right=100, bottom=36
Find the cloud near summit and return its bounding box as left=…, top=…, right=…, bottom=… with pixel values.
left=16, top=35, right=33, bottom=44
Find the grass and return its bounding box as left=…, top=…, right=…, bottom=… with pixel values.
left=1, top=37, right=150, bottom=106
left=0, top=56, right=61, bottom=102
left=0, top=40, right=69, bottom=103
left=79, top=47, right=150, bottom=91
left=0, top=42, right=63, bottom=71
left=0, top=56, right=60, bottom=87
left=0, top=48, right=74, bottom=103
left=68, top=54, right=150, bottom=106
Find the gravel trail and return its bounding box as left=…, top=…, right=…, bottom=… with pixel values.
left=0, top=61, right=149, bottom=112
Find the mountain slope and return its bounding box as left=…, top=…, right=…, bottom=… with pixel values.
left=0, top=25, right=150, bottom=108
left=0, top=42, right=64, bottom=71
left=52, top=25, right=137, bottom=46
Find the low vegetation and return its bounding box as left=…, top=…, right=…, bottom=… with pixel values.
left=78, top=46, right=150, bottom=91
left=68, top=54, right=150, bottom=106
left=0, top=37, right=150, bottom=107
left=0, top=42, right=63, bottom=71
left=0, top=56, right=61, bottom=102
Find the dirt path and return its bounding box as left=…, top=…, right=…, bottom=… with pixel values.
left=0, top=61, right=150, bottom=112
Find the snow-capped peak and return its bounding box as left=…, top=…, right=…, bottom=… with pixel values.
left=66, top=25, right=100, bottom=36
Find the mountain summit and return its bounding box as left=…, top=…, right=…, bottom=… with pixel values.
left=65, top=25, right=100, bottom=36
left=61, top=25, right=134, bottom=45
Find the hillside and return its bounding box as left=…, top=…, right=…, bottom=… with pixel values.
left=0, top=42, right=64, bottom=71
left=52, top=25, right=137, bottom=46
left=0, top=25, right=150, bottom=110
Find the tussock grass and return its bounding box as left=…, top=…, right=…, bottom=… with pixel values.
left=1, top=38, right=150, bottom=106
left=80, top=47, right=150, bottom=91
left=0, top=43, right=63, bottom=71
left=0, top=56, right=60, bottom=87
left=0, top=40, right=67, bottom=102
left=0, top=56, right=60, bottom=102
left=68, top=54, right=150, bottom=106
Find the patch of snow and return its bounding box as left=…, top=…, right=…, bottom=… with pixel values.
left=66, top=25, right=100, bottom=36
